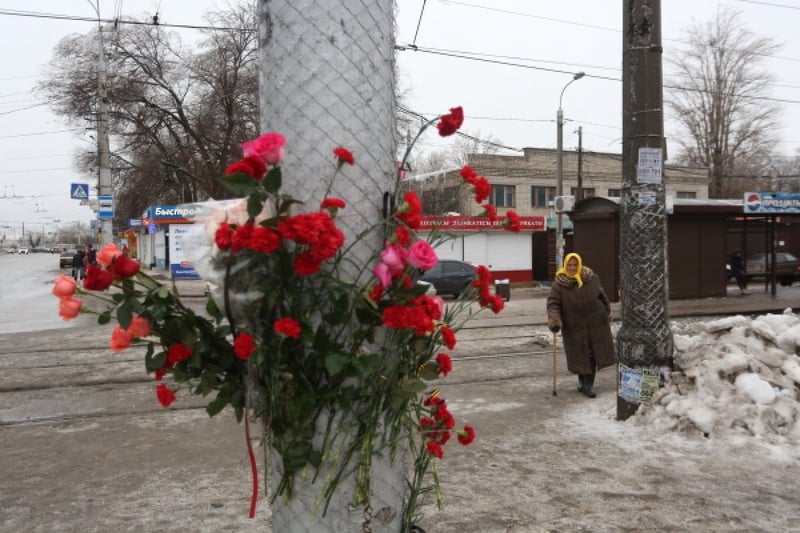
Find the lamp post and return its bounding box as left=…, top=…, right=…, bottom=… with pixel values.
left=555, top=71, right=585, bottom=271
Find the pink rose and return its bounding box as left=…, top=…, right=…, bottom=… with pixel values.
left=372, top=262, right=392, bottom=288
left=406, top=241, right=438, bottom=270
left=380, top=243, right=407, bottom=272
left=58, top=297, right=83, bottom=321
left=52, top=274, right=77, bottom=299
left=127, top=316, right=152, bottom=338
left=109, top=326, right=134, bottom=352
left=241, top=132, right=286, bottom=165
left=97, top=243, right=123, bottom=266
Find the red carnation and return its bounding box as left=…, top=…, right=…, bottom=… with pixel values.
left=156, top=383, right=176, bottom=407
left=274, top=317, right=301, bottom=339
left=233, top=332, right=256, bottom=360
left=503, top=210, right=521, bottom=233
left=440, top=326, right=457, bottom=350
left=215, top=223, right=234, bottom=250
left=436, top=106, right=464, bottom=137
left=473, top=176, right=491, bottom=204
left=425, top=440, right=444, bottom=458
left=457, top=425, right=476, bottom=445
left=333, top=147, right=355, bottom=166
left=481, top=203, right=497, bottom=220
left=320, top=198, right=346, bottom=213
left=436, top=353, right=453, bottom=377
left=247, top=226, right=281, bottom=254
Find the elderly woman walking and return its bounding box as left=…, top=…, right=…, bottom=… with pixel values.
left=546, top=252, right=616, bottom=397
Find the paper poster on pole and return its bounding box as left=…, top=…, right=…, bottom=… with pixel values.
left=618, top=364, right=660, bottom=405
left=636, top=147, right=663, bottom=184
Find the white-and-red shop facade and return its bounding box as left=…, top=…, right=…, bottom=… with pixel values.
left=418, top=215, right=546, bottom=283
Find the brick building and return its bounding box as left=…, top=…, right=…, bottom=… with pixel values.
left=402, top=148, right=709, bottom=283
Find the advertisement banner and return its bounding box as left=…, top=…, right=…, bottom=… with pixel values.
left=168, top=224, right=200, bottom=280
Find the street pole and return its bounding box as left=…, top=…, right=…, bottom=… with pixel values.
left=617, top=0, right=673, bottom=420
left=576, top=126, right=583, bottom=201
left=88, top=0, right=112, bottom=245
left=97, top=24, right=112, bottom=245
left=555, top=72, right=584, bottom=271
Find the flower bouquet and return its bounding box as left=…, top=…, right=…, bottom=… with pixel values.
left=52, top=107, right=520, bottom=530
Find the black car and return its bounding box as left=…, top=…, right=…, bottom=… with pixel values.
left=60, top=249, right=79, bottom=268
left=744, top=252, right=800, bottom=286
left=419, top=259, right=476, bottom=297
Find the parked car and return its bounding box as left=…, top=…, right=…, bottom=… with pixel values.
left=17, top=247, right=29, bottom=255
left=419, top=259, right=476, bottom=297
left=60, top=248, right=79, bottom=268
left=744, top=252, right=800, bottom=286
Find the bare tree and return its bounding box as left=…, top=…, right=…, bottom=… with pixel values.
left=37, top=2, right=258, bottom=224
left=666, top=7, right=780, bottom=198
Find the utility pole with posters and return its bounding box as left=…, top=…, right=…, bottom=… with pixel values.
left=617, top=0, right=674, bottom=420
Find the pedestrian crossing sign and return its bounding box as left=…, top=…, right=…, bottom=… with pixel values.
left=70, top=183, right=89, bottom=200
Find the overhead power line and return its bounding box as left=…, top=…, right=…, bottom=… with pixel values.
left=0, top=8, right=255, bottom=32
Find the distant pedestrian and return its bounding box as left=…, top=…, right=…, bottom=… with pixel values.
left=730, top=250, right=747, bottom=294
left=71, top=248, right=85, bottom=281
left=84, top=244, right=97, bottom=269
left=546, top=252, right=616, bottom=398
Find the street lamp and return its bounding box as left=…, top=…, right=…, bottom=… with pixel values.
left=555, top=71, right=585, bottom=271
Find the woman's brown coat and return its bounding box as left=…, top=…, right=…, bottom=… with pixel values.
left=546, top=267, right=616, bottom=375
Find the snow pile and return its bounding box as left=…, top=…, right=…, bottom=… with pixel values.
left=635, top=309, right=800, bottom=445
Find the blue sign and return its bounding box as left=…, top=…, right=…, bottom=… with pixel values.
left=744, top=192, right=800, bottom=214
left=98, top=195, right=114, bottom=219
left=70, top=183, right=89, bottom=200
left=170, top=264, right=200, bottom=280
left=128, top=218, right=143, bottom=227
left=145, top=204, right=207, bottom=222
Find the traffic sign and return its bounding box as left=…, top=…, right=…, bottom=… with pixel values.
left=70, top=183, right=89, bottom=200
left=98, top=195, right=114, bottom=219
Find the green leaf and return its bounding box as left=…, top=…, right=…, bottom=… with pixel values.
left=116, top=303, right=133, bottom=329
left=419, top=363, right=440, bottom=381
left=400, top=377, right=427, bottom=394
left=136, top=273, right=160, bottom=290
left=206, top=393, right=229, bottom=417
left=157, top=287, right=170, bottom=299
left=262, top=167, right=282, bottom=194
left=324, top=352, right=350, bottom=376
left=206, top=297, right=223, bottom=322
left=247, top=191, right=268, bottom=219
left=356, top=306, right=382, bottom=327
left=218, top=172, right=261, bottom=196
left=145, top=350, right=167, bottom=372
left=98, top=313, right=111, bottom=325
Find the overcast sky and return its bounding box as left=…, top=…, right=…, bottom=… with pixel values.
left=1, top=0, right=799, bottom=242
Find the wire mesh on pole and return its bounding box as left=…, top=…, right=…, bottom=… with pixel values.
left=257, top=1, right=404, bottom=531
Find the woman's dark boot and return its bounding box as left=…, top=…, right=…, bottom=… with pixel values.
left=577, top=375, right=585, bottom=392
left=582, top=366, right=597, bottom=398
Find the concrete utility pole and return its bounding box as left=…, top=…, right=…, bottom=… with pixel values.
left=576, top=126, right=583, bottom=201
left=88, top=1, right=113, bottom=245
left=617, top=0, right=674, bottom=420
left=257, top=1, right=401, bottom=530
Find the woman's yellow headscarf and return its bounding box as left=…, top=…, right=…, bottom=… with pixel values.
left=555, top=252, right=584, bottom=287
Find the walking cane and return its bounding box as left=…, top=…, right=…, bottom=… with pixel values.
left=551, top=331, right=558, bottom=396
